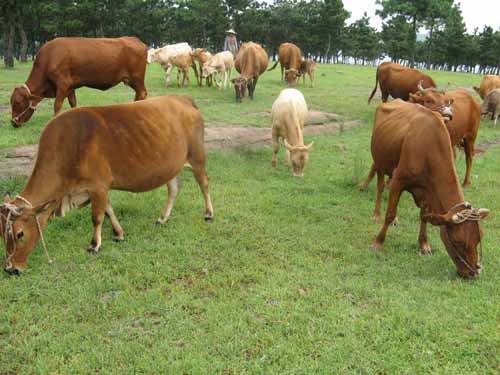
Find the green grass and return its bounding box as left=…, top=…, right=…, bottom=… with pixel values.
left=0, top=62, right=499, bottom=374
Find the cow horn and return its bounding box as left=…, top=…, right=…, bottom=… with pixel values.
left=283, top=139, right=293, bottom=150
left=418, top=81, right=426, bottom=93
left=305, top=142, right=314, bottom=150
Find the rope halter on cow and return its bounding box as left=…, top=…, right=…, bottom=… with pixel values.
left=12, top=84, right=40, bottom=124
left=0, top=195, right=52, bottom=271
left=446, top=201, right=484, bottom=275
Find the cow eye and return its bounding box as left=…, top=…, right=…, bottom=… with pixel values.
left=16, top=231, right=24, bottom=240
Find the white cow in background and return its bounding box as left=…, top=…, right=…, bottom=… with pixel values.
left=147, top=42, right=192, bottom=86
left=202, top=51, right=234, bottom=90
left=271, top=88, right=313, bottom=177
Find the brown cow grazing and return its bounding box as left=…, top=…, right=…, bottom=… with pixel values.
left=191, top=48, right=213, bottom=87
left=168, top=53, right=200, bottom=88
left=411, top=87, right=481, bottom=187
left=480, top=89, right=500, bottom=127
left=10, top=37, right=148, bottom=127
left=473, top=75, right=500, bottom=99
left=268, top=43, right=302, bottom=86
left=369, top=100, right=489, bottom=279
left=368, top=61, right=436, bottom=104
left=0, top=96, right=214, bottom=275
left=299, top=59, right=316, bottom=88
left=232, top=42, right=269, bottom=103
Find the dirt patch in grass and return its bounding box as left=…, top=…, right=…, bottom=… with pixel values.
left=0, top=112, right=362, bottom=177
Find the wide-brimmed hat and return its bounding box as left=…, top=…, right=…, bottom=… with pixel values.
left=225, top=29, right=237, bottom=34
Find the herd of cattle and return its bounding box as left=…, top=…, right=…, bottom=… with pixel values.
left=2, top=36, right=500, bottom=280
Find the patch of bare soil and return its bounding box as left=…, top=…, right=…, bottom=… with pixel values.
left=474, top=138, right=500, bottom=156
left=0, top=112, right=362, bottom=177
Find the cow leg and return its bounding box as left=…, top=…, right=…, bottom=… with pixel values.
left=358, top=163, right=376, bottom=191
left=130, top=76, right=147, bottom=101
left=54, top=86, right=69, bottom=115
left=381, top=88, right=389, bottom=103
left=156, top=176, right=181, bottom=225
left=227, top=68, right=232, bottom=89
left=184, top=68, right=191, bottom=86
left=373, top=171, right=385, bottom=223
left=165, top=65, right=173, bottom=87
left=67, top=90, right=77, bottom=108
left=418, top=209, right=432, bottom=255
left=494, top=108, right=500, bottom=127
left=191, top=63, right=199, bottom=87
left=88, top=190, right=108, bottom=253
left=271, top=130, right=280, bottom=168
left=310, top=71, right=315, bottom=88
left=462, top=137, right=475, bottom=188
left=280, top=65, right=284, bottom=83
left=248, top=79, right=257, bottom=100
left=105, top=201, right=125, bottom=241
left=371, top=177, right=403, bottom=250
left=188, top=152, right=214, bottom=222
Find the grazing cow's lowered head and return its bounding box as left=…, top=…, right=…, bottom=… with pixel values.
left=10, top=85, right=41, bottom=127
left=232, top=77, right=248, bottom=103
left=284, top=68, right=300, bottom=86
left=0, top=194, right=54, bottom=275
left=409, top=81, right=454, bottom=121
left=202, top=64, right=216, bottom=78
left=480, top=89, right=500, bottom=120
left=422, top=202, right=489, bottom=278
left=284, top=140, right=313, bottom=177
left=147, top=48, right=159, bottom=64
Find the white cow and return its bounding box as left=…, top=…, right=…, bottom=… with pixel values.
left=202, top=51, right=234, bottom=90
left=271, top=89, right=313, bottom=177
left=147, top=42, right=192, bottom=86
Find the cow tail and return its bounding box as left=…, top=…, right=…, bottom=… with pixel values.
left=268, top=59, right=279, bottom=71
left=368, top=66, right=380, bottom=104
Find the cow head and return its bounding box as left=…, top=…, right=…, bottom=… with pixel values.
left=422, top=203, right=490, bottom=279
left=1, top=194, right=54, bottom=275
left=232, top=77, right=248, bottom=103
left=147, top=48, right=159, bottom=64
left=284, top=68, right=301, bottom=86
left=202, top=64, right=216, bottom=78
left=409, top=82, right=454, bottom=121
left=10, top=86, right=41, bottom=127
left=284, top=140, right=314, bottom=177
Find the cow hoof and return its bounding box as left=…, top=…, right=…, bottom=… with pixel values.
left=204, top=215, right=214, bottom=223
left=370, top=242, right=383, bottom=251
left=391, top=217, right=399, bottom=226
left=87, top=245, right=100, bottom=254
left=372, top=215, right=381, bottom=223
left=419, top=246, right=433, bottom=256
left=112, top=235, right=125, bottom=242
left=156, top=218, right=168, bottom=225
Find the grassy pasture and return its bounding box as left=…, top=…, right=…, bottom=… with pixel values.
left=0, top=62, right=499, bottom=374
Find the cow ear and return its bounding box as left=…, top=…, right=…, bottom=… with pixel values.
left=409, top=93, right=421, bottom=103
left=3, top=193, right=11, bottom=203
left=473, top=86, right=480, bottom=94
left=29, top=200, right=57, bottom=216
left=422, top=213, right=448, bottom=226
left=478, top=208, right=490, bottom=220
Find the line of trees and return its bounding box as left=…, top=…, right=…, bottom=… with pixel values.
left=1, top=0, right=499, bottom=74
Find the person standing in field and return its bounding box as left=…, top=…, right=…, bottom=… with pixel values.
left=223, top=29, right=239, bottom=56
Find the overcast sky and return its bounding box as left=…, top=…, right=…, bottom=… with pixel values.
left=344, top=0, right=500, bottom=33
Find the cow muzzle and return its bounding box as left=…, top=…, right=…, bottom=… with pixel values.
left=4, top=264, right=21, bottom=276
left=441, top=106, right=453, bottom=121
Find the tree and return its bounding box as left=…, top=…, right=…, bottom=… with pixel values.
left=376, top=0, right=445, bottom=67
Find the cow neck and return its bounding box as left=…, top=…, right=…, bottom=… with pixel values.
left=18, top=165, right=61, bottom=212
left=425, top=159, right=465, bottom=215
left=25, top=67, right=49, bottom=99
left=287, top=121, right=305, bottom=147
